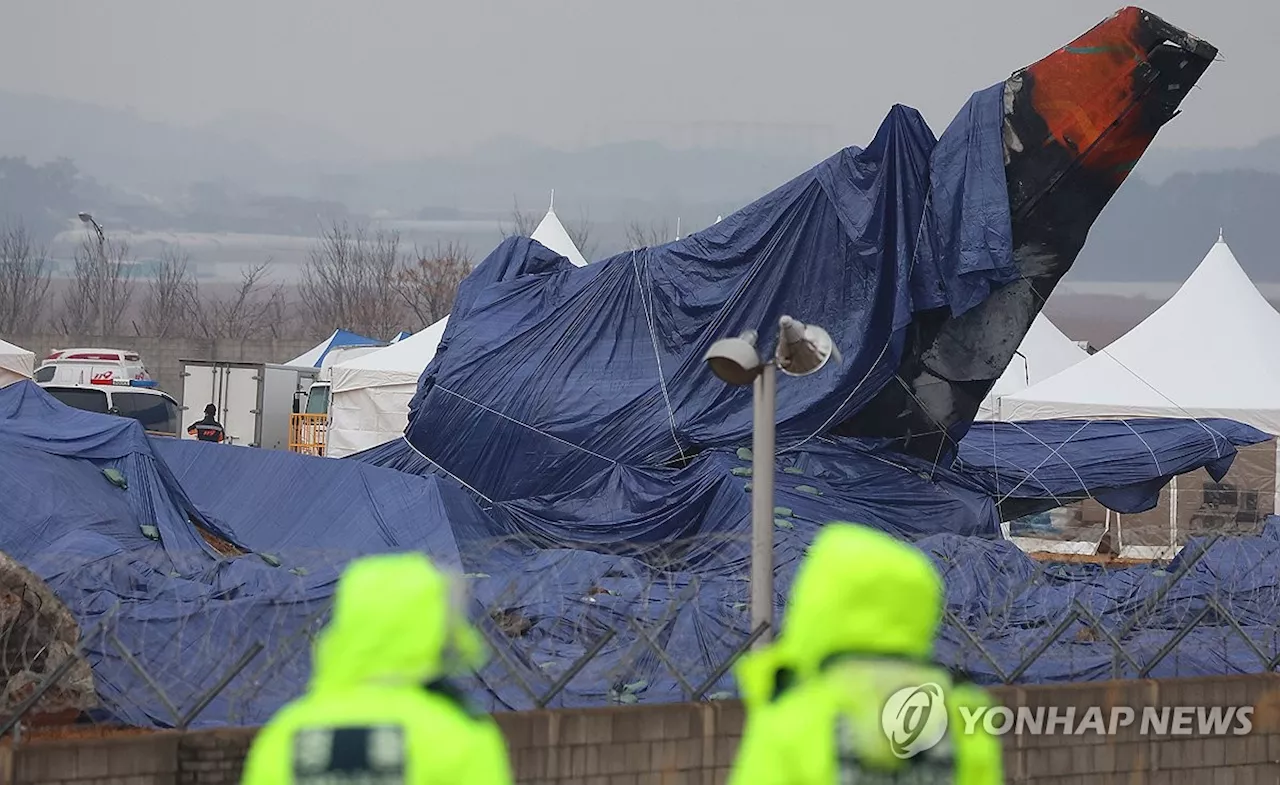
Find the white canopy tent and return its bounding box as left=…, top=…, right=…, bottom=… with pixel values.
left=0, top=338, right=34, bottom=388
left=327, top=316, right=450, bottom=456
left=1000, top=235, right=1280, bottom=433
left=1000, top=235, right=1280, bottom=559
left=976, top=313, right=1088, bottom=420
left=325, top=196, right=589, bottom=457
left=285, top=329, right=384, bottom=369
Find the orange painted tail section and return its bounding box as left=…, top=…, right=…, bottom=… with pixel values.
left=859, top=7, right=1217, bottom=461
left=1009, top=6, right=1217, bottom=216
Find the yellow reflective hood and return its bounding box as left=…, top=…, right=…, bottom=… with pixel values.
left=739, top=523, right=944, bottom=694
left=310, top=553, right=485, bottom=691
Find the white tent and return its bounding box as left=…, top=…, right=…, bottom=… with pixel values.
left=1000, top=234, right=1280, bottom=434
left=529, top=191, right=589, bottom=268
left=976, top=314, right=1089, bottom=420
left=285, top=329, right=383, bottom=368
left=327, top=316, right=450, bottom=456
left=325, top=195, right=589, bottom=457
left=0, top=338, right=34, bottom=388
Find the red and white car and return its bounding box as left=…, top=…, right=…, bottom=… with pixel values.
left=34, top=348, right=179, bottom=437
left=33, top=348, right=153, bottom=387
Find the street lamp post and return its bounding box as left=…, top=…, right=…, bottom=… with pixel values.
left=78, top=212, right=107, bottom=335
left=704, top=315, right=839, bottom=646
left=78, top=211, right=105, bottom=256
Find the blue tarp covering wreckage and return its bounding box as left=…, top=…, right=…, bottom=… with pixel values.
left=957, top=418, right=1271, bottom=518
left=400, top=90, right=1018, bottom=504
left=0, top=381, right=1275, bottom=728
left=0, top=67, right=1265, bottom=725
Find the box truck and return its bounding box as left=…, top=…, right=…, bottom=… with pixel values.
left=179, top=360, right=319, bottom=449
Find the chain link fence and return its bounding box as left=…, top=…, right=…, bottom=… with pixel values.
left=2, top=520, right=1280, bottom=737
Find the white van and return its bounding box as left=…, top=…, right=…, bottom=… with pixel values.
left=40, top=379, right=181, bottom=438
left=295, top=344, right=386, bottom=418
left=33, top=348, right=153, bottom=386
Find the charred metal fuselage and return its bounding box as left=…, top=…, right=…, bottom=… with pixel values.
left=839, top=7, right=1217, bottom=462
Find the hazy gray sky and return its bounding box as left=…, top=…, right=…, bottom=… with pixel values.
left=5, top=0, right=1276, bottom=159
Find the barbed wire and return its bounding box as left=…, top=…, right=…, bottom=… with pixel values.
left=2, top=516, right=1280, bottom=739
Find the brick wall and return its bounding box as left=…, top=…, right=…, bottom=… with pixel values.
left=176, top=730, right=254, bottom=785
left=8, top=334, right=319, bottom=408
left=992, top=675, right=1280, bottom=784
left=493, top=701, right=743, bottom=784
left=6, top=732, right=180, bottom=785
left=9, top=674, right=1280, bottom=784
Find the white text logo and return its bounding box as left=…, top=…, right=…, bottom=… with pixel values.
left=958, top=705, right=1254, bottom=737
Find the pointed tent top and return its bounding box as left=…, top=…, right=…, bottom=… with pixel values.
left=548, top=189, right=554, bottom=213
left=1218, top=226, right=1224, bottom=243
left=715, top=215, right=722, bottom=224
left=1000, top=235, right=1280, bottom=430
left=530, top=201, right=589, bottom=267
left=1178, top=234, right=1258, bottom=303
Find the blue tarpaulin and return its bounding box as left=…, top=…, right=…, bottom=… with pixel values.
left=0, top=382, right=224, bottom=575
left=351, top=413, right=1269, bottom=537
left=0, top=82, right=1274, bottom=730
left=956, top=418, right=1272, bottom=515
left=0, top=383, right=322, bottom=726
left=404, top=91, right=1014, bottom=504
left=150, top=438, right=474, bottom=569
left=926, top=520, right=1280, bottom=684
left=0, top=379, right=1275, bottom=729
left=0, top=383, right=516, bottom=728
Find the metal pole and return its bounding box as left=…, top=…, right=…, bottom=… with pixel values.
left=90, top=219, right=107, bottom=336
left=751, top=361, right=776, bottom=646
left=1273, top=439, right=1279, bottom=518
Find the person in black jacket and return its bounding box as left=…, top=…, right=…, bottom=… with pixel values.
left=187, top=404, right=226, bottom=443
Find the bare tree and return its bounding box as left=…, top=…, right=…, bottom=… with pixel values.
left=396, top=241, right=471, bottom=327
left=195, top=261, right=288, bottom=340
left=498, top=196, right=539, bottom=238
left=60, top=234, right=134, bottom=336
left=625, top=219, right=674, bottom=250
left=299, top=221, right=405, bottom=339
left=140, top=244, right=198, bottom=338
left=565, top=207, right=598, bottom=261
left=260, top=283, right=301, bottom=340
left=0, top=221, right=51, bottom=333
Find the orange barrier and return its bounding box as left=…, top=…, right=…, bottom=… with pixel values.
left=288, top=413, right=327, bottom=457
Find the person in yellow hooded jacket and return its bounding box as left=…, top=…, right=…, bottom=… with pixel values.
left=728, top=523, right=1003, bottom=784
left=241, top=552, right=513, bottom=785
